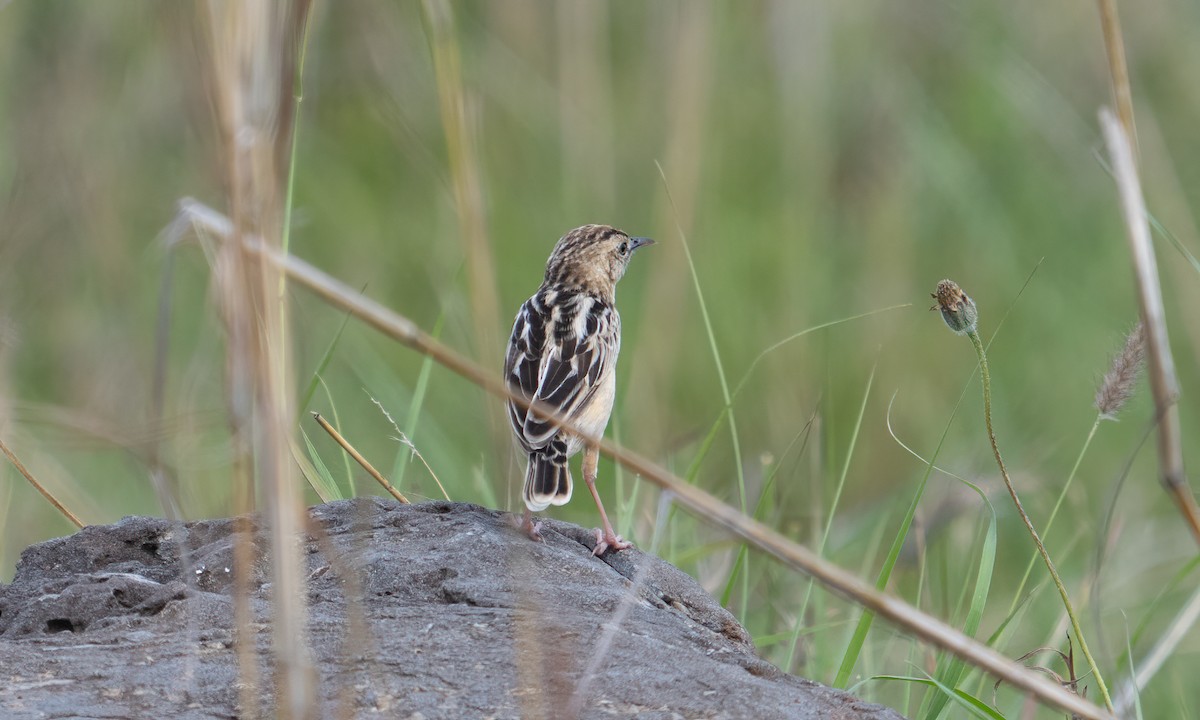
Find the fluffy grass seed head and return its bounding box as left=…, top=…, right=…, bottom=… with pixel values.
left=1095, top=321, right=1145, bottom=420
left=931, top=279, right=978, bottom=335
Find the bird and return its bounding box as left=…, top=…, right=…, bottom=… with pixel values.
left=504, top=224, right=654, bottom=556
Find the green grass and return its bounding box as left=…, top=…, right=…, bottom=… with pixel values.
left=4, top=3, right=1200, bottom=718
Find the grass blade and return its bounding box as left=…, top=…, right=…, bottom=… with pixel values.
left=296, top=427, right=344, bottom=502
left=785, top=362, right=875, bottom=671
left=833, top=395, right=958, bottom=687
left=887, top=404, right=999, bottom=720
left=318, top=376, right=356, bottom=497
left=300, top=305, right=354, bottom=414
left=394, top=313, right=445, bottom=493
left=657, top=161, right=749, bottom=614
left=869, top=675, right=1008, bottom=720
left=722, top=408, right=818, bottom=608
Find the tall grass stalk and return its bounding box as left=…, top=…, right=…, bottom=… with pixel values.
left=278, top=2, right=314, bottom=380
left=420, top=0, right=509, bottom=492
left=203, top=4, right=317, bottom=716
left=1099, top=109, right=1200, bottom=546
left=1096, top=0, right=1137, bottom=158
left=300, top=305, right=353, bottom=414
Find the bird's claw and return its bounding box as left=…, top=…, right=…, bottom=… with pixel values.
left=592, top=528, right=633, bottom=556
left=512, top=513, right=545, bottom=543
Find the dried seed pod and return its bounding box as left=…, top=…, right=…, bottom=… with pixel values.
left=931, top=279, right=978, bottom=335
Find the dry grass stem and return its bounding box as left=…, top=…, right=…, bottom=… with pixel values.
left=367, top=395, right=449, bottom=501
left=174, top=198, right=1114, bottom=720
left=0, top=437, right=84, bottom=529
left=419, top=0, right=510, bottom=477
left=420, top=0, right=499, bottom=361
left=1096, top=0, right=1137, bottom=158
left=311, top=411, right=409, bottom=503
left=1100, top=108, right=1200, bottom=546
left=1095, top=321, right=1145, bottom=419
left=202, top=2, right=317, bottom=717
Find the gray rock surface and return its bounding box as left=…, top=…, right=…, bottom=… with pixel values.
left=0, top=498, right=904, bottom=719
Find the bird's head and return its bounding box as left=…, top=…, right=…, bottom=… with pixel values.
left=544, top=224, right=654, bottom=293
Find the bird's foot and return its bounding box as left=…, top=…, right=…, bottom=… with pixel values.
left=511, top=513, right=544, bottom=542
left=592, top=528, right=633, bottom=556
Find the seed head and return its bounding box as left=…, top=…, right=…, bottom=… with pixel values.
left=1095, top=321, right=1145, bottom=420
left=931, top=279, right=978, bottom=335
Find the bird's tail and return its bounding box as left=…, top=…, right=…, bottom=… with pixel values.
left=524, top=442, right=572, bottom=511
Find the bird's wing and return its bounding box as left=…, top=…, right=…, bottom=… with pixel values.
left=506, top=291, right=616, bottom=450
left=504, top=297, right=546, bottom=452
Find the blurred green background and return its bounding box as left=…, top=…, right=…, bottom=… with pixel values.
left=2, top=1, right=1199, bottom=717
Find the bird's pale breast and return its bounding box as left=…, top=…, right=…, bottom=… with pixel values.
left=563, top=365, right=616, bottom=457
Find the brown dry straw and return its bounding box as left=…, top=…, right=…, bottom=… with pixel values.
left=1099, top=108, right=1200, bottom=547
left=1096, top=0, right=1137, bottom=159
left=201, top=3, right=317, bottom=718
left=172, top=198, right=1114, bottom=720
left=1094, top=0, right=1200, bottom=548
left=0, top=437, right=84, bottom=529
left=310, top=412, right=409, bottom=504
left=419, top=0, right=510, bottom=477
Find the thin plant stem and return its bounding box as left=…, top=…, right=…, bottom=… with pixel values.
left=312, top=412, right=409, bottom=503
left=966, top=329, right=1113, bottom=712
left=1008, top=415, right=1102, bottom=615
left=318, top=376, right=355, bottom=495
left=278, top=3, right=315, bottom=415
left=0, top=438, right=84, bottom=529
left=1095, top=0, right=1136, bottom=161
left=1099, top=109, right=1200, bottom=546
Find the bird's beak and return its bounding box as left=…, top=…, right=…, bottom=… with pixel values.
left=629, top=236, right=655, bottom=252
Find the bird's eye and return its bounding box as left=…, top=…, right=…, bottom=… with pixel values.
left=618, top=242, right=629, bottom=256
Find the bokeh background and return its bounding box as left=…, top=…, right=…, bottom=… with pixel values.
left=2, top=1, right=1198, bottom=717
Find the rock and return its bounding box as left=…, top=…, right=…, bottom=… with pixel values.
left=0, top=499, right=904, bottom=719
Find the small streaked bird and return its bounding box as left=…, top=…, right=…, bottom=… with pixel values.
left=504, top=224, right=653, bottom=555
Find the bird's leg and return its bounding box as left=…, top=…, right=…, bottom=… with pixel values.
left=521, top=507, right=544, bottom=542
left=583, top=445, right=632, bottom=556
